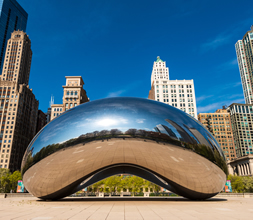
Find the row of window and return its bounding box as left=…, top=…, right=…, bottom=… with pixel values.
left=156, top=85, right=192, bottom=89
left=53, top=108, right=62, bottom=112
left=157, top=98, right=194, bottom=102
left=66, top=91, right=78, bottom=95
left=65, top=103, right=77, bottom=108
left=0, top=164, right=7, bottom=168
left=157, top=89, right=193, bottom=93
left=158, top=94, right=193, bottom=98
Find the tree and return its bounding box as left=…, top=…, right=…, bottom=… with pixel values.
left=104, top=176, right=122, bottom=193
left=0, top=169, right=21, bottom=193
left=0, top=168, right=11, bottom=193
left=228, top=175, right=245, bottom=193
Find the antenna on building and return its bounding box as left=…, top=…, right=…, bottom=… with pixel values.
left=49, top=95, right=54, bottom=107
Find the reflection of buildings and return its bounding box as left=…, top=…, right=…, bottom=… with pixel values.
left=0, top=0, right=28, bottom=72
left=227, top=103, right=253, bottom=158
left=235, top=26, right=253, bottom=104
left=165, top=119, right=196, bottom=144
left=0, top=31, right=38, bottom=171
left=51, top=76, right=89, bottom=120
left=148, top=56, right=197, bottom=118
left=155, top=124, right=177, bottom=140
left=198, top=108, right=236, bottom=161
left=184, top=124, right=210, bottom=147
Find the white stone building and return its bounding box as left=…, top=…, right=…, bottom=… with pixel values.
left=149, top=56, right=197, bottom=118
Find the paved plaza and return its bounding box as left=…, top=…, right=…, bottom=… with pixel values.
left=0, top=196, right=253, bottom=220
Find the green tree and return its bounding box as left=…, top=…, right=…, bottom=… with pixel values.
left=228, top=175, right=245, bottom=193
left=0, top=169, right=11, bottom=193
left=9, top=171, right=22, bottom=192
left=242, top=176, right=253, bottom=193
left=104, top=176, right=122, bottom=193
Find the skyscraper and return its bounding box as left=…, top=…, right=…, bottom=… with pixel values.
left=0, top=31, right=38, bottom=171
left=0, top=0, right=28, bottom=72
left=235, top=26, right=253, bottom=104
left=51, top=76, right=89, bottom=120
left=227, top=103, right=253, bottom=158
left=198, top=108, right=236, bottom=161
left=148, top=56, right=197, bottom=118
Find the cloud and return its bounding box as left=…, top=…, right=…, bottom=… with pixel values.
left=200, top=17, right=253, bottom=52
left=201, top=34, right=232, bottom=52
left=107, top=90, right=126, bottom=98
left=106, top=81, right=142, bottom=98
left=196, top=95, right=214, bottom=102
left=197, top=98, right=245, bottom=113
left=136, top=119, right=146, bottom=123
left=221, top=81, right=242, bottom=90
left=217, top=58, right=238, bottom=71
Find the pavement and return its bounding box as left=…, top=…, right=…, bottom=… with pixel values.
left=0, top=196, right=252, bottom=220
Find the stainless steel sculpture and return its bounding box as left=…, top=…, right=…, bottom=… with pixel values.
left=21, top=97, right=227, bottom=200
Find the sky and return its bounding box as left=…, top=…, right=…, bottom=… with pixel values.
left=17, top=0, right=253, bottom=113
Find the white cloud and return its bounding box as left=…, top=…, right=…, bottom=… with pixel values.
left=200, top=17, right=253, bottom=52
left=106, top=81, right=143, bottom=98
left=107, top=90, right=126, bottom=97
left=136, top=119, right=146, bottom=123
left=197, top=98, right=245, bottom=113
left=196, top=95, right=214, bottom=102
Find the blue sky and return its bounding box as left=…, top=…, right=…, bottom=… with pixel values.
left=18, top=0, right=253, bottom=113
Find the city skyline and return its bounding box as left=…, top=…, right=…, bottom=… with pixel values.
left=16, top=0, right=253, bottom=113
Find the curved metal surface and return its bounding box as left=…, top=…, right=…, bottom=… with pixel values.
left=21, top=97, right=227, bottom=200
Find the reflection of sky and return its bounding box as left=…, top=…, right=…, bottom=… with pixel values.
left=28, top=97, right=222, bottom=157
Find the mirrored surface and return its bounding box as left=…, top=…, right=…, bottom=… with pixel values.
left=21, top=97, right=227, bottom=200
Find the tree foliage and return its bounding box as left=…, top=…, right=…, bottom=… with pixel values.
left=228, top=174, right=253, bottom=193
left=88, top=175, right=161, bottom=194
left=0, top=169, right=22, bottom=193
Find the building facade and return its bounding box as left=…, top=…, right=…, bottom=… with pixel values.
left=235, top=26, right=253, bottom=104
left=198, top=108, right=236, bottom=161
left=148, top=56, right=197, bottom=118
left=227, top=103, right=253, bottom=158
left=0, top=31, right=38, bottom=171
left=0, top=0, right=28, bottom=72
left=36, top=110, right=47, bottom=133
left=227, top=155, right=253, bottom=176
left=51, top=76, right=89, bottom=120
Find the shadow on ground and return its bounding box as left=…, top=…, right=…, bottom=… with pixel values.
left=36, top=197, right=227, bottom=203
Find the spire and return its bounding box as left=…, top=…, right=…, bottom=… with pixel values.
left=49, top=95, right=54, bottom=107
left=155, top=56, right=163, bottom=62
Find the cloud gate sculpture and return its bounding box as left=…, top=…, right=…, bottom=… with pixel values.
left=21, top=97, right=227, bottom=200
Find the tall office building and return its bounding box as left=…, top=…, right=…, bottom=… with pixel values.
left=198, top=108, right=236, bottom=161
left=0, top=0, right=28, bottom=72
left=235, top=26, right=253, bottom=104
left=148, top=56, right=197, bottom=118
left=51, top=76, right=89, bottom=120
left=0, top=31, right=38, bottom=171
left=227, top=103, right=253, bottom=158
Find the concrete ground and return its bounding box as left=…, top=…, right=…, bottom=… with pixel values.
left=0, top=197, right=252, bottom=220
